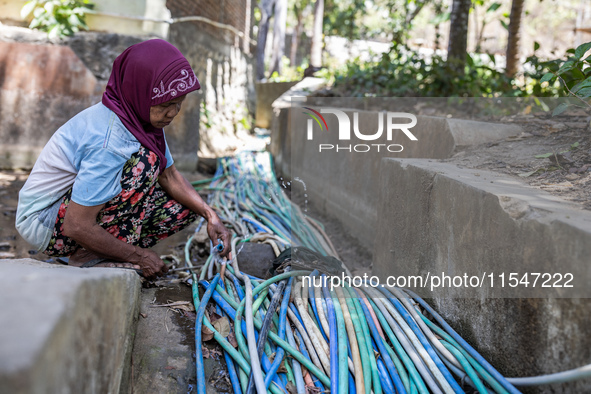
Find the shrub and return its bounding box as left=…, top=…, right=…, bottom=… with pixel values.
left=21, top=0, right=94, bottom=38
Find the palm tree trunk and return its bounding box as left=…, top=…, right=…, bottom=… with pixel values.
left=505, top=0, right=525, bottom=77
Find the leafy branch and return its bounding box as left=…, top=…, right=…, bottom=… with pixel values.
left=21, top=0, right=94, bottom=38
left=540, top=42, right=591, bottom=115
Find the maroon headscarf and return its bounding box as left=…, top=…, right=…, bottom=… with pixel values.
left=102, top=39, right=201, bottom=168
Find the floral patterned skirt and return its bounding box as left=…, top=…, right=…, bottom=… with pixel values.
left=44, top=146, right=198, bottom=257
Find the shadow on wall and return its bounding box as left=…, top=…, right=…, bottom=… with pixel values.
left=166, top=0, right=256, bottom=159
left=168, top=24, right=256, bottom=158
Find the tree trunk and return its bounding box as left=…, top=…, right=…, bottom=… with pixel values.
left=269, top=0, right=287, bottom=76
left=405, top=0, right=428, bottom=26
left=290, top=12, right=304, bottom=66
left=505, top=0, right=525, bottom=77
left=256, top=0, right=276, bottom=80
left=310, top=0, right=324, bottom=68
left=447, top=0, right=471, bottom=74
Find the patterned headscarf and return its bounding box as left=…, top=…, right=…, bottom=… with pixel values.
left=102, top=39, right=200, bottom=168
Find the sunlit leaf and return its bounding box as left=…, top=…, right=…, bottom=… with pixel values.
left=575, top=42, right=591, bottom=60
left=551, top=102, right=570, bottom=116
left=486, top=2, right=501, bottom=12
left=556, top=60, right=575, bottom=75
left=48, top=24, right=60, bottom=39
left=20, top=1, right=37, bottom=19
left=43, top=2, right=54, bottom=14
left=540, top=73, right=554, bottom=83
left=68, top=14, right=80, bottom=26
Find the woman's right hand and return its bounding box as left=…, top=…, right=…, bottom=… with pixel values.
left=134, top=247, right=169, bottom=278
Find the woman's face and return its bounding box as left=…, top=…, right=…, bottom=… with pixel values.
left=149, top=94, right=187, bottom=128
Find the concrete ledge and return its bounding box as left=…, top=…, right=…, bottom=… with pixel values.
left=255, top=81, right=299, bottom=129
left=269, top=78, right=326, bottom=178
left=0, top=259, right=141, bottom=394
left=373, top=158, right=591, bottom=297
left=372, top=159, right=591, bottom=391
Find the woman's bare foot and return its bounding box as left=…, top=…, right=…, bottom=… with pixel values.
left=85, top=261, right=142, bottom=270
left=67, top=249, right=141, bottom=271
left=68, top=248, right=100, bottom=266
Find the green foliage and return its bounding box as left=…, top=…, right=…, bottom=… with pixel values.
left=21, top=0, right=94, bottom=38
left=323, top=0, right=439, bottom=42
left=329, top=42, right=542, bottom=97
left=324, top=0, right=366, bottom=40
left=268, top=57, right=308, bottom=82
left=539, top=41, right=591, bottom=113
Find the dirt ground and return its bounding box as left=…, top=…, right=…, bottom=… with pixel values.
left=446, top=111, right=591, bottom=210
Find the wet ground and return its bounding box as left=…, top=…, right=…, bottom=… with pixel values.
left=131, top=282, right=232, bottom=394
left=131, top=240, right=282, bottom=394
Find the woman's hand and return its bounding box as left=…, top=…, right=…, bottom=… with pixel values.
left=131, top=247, right=169, bottom=278
left=158, top=165, right=233, bottom=257
left=207, top=215, right=232, bottom=257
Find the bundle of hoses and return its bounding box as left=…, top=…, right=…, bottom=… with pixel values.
left=183, top=152, right=591, bottom=394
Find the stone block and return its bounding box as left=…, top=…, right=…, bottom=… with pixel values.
left=0, top=41, right=102, bottom=169
left=0, top=259, right=141, bottom=394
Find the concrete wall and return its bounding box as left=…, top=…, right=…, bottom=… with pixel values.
left=270, top=95, right=521, bottom=248
left=0, top=259, right=141, bottom=394
left=0, top=40, right=102, bottom=169
left=372, top=158, right=591, bottom=392
left=255, top=81, right=298, bottom=129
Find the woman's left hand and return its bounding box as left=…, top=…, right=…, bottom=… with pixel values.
left=207, top=215, right=232, bottom=257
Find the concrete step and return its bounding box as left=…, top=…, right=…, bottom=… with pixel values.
left=0, top=259, right=141, bottom=394
left=372, top=158, right=591, bottom=392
